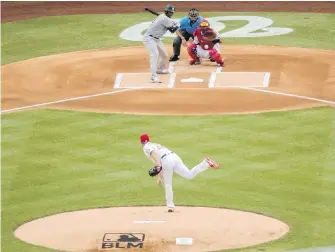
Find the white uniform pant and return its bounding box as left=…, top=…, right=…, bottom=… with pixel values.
left=161, top=153, right=209, bottom=208
left=196, top=44, right=221, bottom=59
left=143, top=35, right=168, bottom=78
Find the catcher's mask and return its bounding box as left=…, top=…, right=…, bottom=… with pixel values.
left=164, top=4, right=175, bottom=18
left=199, top=19, right=210, bottom=35
left=188, top=8, right=199, bottom=21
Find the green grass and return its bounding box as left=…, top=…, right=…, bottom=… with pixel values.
left=2, top=107, right=335, bottom=252
left=2, top=12, right=335, bottom=64
left=1, top=10, right=335, bottom=252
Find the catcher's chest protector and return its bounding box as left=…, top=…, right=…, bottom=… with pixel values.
left=196, top=28, right=216, bottom=50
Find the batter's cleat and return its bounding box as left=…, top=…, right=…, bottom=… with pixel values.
left=168, top=208, right=174, bottom=212
left=156, top=69, right=170, bottom=74
left=189, top=59, right=201, bottom=65
left=169, top=55, right=179, bottom=62
left=150, top=76, right=162, bottom=83
left=205, top=157, right=220, bottom=168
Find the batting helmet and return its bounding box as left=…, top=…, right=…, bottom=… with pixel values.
left=164, top=4, right=175, bottom=16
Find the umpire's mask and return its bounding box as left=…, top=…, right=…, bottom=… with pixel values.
left=189, top=8, right=199, bottom=22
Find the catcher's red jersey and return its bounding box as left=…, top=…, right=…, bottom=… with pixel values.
left=193, top=28, right=217, bottom=50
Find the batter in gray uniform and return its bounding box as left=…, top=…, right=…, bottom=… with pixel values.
left=143, top=5, right=179, bottom=83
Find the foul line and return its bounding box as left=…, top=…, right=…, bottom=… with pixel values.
left=1, top=88, right=142, bottom=114
left=237, top=86, right=335, bottom=106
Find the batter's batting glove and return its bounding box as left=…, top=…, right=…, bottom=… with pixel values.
left=149, top=166, right=162, bottom=177
left=168, top=25, right=179, bottom=33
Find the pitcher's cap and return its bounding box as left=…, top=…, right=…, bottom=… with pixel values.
left=140, top=134, right=150, bottom=144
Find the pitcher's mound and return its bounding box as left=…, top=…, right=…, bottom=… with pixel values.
left=14, top=206, right=289, bottom=252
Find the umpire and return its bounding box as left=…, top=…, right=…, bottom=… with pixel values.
left=169, top=8, right=203, bottom=62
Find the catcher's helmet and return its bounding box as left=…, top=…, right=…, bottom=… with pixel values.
left=199, top=19, right=210, bottom=29
left=164, top=4, right=175, bottom=15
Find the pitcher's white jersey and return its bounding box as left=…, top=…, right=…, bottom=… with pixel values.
left=144, top=14, right=177, bottom=39
left=143, top=142, right=172, bottom=162
left=141, top=139, right=217, bottom=209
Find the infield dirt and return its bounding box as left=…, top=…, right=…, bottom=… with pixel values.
left=2, top=2, right=335, bottom=252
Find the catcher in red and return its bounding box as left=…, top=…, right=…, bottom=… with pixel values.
left=187, top=19, right=224, bottom=66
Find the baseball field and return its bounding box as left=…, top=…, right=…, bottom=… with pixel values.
left=1, top=1, right=335, bottom=252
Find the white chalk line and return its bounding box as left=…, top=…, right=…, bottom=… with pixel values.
left=263, top=72, right=271, bottom=87
left=214, top=71, right=269, bottom=88
left=114, top=73, right=123, bottom=88
left=134, top=220, right=166, bottom=224
left=216, top=66, right=223, bottom=73
left=0, top=88, right=142, bottom=114
left=237, top=86, right=335, bottom=105
left=208, top=72, right=216, bottom=88
left=3, top=86, right=334, bottom=115
left=168, top=62, right=175, bottom=74
left=168, top=73, right=177, bottom=88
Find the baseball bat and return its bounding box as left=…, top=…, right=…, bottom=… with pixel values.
left=144, top=8, right=160, bottom=16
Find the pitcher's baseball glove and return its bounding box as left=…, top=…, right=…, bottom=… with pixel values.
left=149, top=166, right=162, bottom=177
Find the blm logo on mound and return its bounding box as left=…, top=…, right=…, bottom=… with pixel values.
left=101, top=233, right=145, bottom=249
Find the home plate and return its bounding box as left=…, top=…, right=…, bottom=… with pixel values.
left=175, top=73, right=210, bottom=88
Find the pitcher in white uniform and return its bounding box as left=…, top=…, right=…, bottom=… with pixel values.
left=140, top=134, right=219, bottom=212
left=143, top=5, right=179, bottom=83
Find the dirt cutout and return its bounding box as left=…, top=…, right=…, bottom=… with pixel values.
left=2, top=2, right=335, bottom=252
left=2, top=45, right=335, bottom=114
left=14, top=206, right=289, bottom=252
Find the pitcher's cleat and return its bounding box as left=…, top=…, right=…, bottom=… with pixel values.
left=168, top=208, right=174, bottom=213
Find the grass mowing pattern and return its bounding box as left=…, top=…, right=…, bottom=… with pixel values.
left=2, top=107, right=334, bottom=252
left=2, top=10, right=335, bottom=252
left=2, top=12, right=335, bottom=64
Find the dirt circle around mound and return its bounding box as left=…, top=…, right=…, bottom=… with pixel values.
left=2, top=45, right=334, bottom=115
left=14, top=206, right=290, bottom=252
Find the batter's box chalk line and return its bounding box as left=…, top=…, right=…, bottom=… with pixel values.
left=113, top=72, right=176, bottom=89
left=213, top=72, right=271, bottom=88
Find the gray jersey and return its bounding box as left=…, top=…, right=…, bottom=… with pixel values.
left=145, top=14, right=177, bottom=39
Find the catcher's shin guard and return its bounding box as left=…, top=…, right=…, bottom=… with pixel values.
left=209, top=49, right=223, bottom=64
left=187, top=43, right=199, bottom=62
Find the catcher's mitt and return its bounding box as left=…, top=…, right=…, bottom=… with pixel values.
left=203, top=30, right=217, bottom=41
left=149, top=165, right=162, bottom=177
